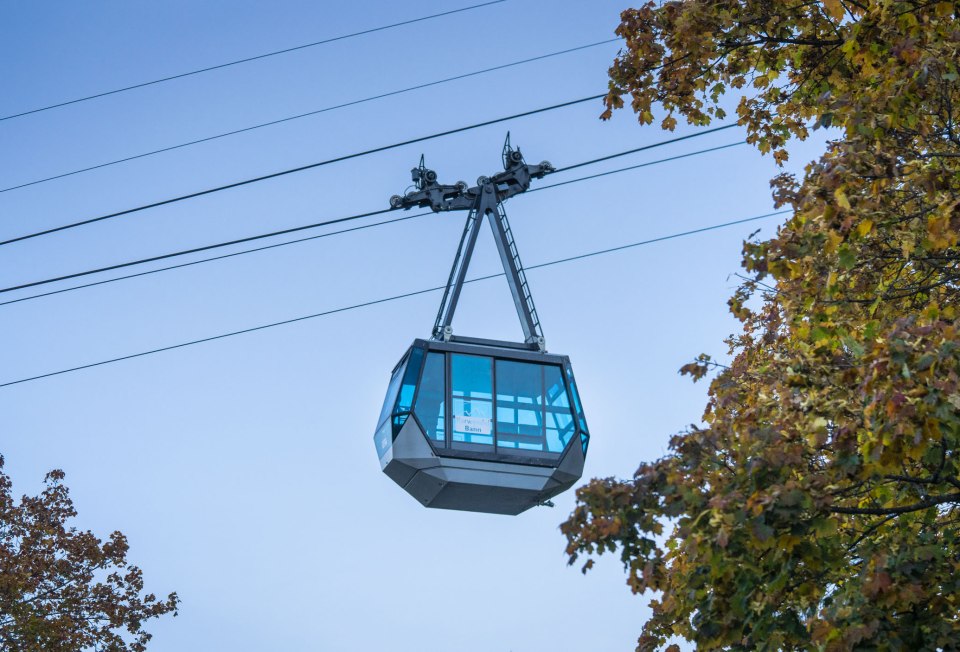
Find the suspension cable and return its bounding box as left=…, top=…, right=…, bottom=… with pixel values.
left=0, top=94, right=605, bottom=247
left=1, top=142, right=746, bottom=308
left=0, top=39, right=618, bottom=194
left=0, top=213, right=430, bottom=307
left=0, top=0, right=508, bottom=122
left=0, top=209, right=790, bottom=389
left=0, top=134, right=743, bottom=296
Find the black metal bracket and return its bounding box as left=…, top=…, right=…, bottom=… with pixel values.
left=388, top=134, right=554, bottom=351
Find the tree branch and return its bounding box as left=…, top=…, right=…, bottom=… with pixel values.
left=830, top=492, right=960, bottom=515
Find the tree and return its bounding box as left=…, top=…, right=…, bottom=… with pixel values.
left=562, top=1, right=960, bottom=649
left=0, top=456, right=178, bottom=651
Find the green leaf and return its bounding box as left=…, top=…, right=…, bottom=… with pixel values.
left=751, top=519, right=775, bottom=542
left=838, top=246, right=856, bottom=269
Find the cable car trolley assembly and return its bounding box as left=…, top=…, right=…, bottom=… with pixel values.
left=374, top=136, right=590, bottom=515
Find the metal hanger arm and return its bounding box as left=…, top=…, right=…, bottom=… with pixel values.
left=390, top=137, right=553, bottom=350
left=485, top=202, right=544, bottom=347
left=432, top=201, right=485, bottom=339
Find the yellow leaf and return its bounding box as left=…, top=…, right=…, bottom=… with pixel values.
left=856, top=219, right=873, bottom=237
left=822, top=0, right=845, bottom=21
left=824, top=230, right=843, bottom=253
left=936, top=1, right=955, bottom=17
left=834, top=188, right=851, bottom=210
left=927, top=212, right=957, bottom=249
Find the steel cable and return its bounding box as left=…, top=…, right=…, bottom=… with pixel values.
left=0, top=39, right=618, bottom=194
left=0, top=94, right=605, bottom=247
left=0, top=133, right=743, bottom=295
left=0, top=209, right=790, bottom=388
left=0, top=0, right=508, bottom=122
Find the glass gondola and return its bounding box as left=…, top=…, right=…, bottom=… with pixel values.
left=375, top=138, right=589, bottom=515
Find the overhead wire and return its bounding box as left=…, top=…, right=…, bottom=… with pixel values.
left=547, top=124, right=737, bottom=175
left=1, top=140, right=747, bottom=306
left=0, top=209, right=790, bottom=389
left=0, top=0, right=508, bottom=123
left=0, top=207, right=395, bottom=293
left=0, top=2, right=784, bottom=391
left=0, top=39, right=620, bottom=194
left=530, top=141, right=746, bottom=193
left=0, top=93, right=606, bottom=247
left=0, top=129, right=744, bottom=295
left=0, top=141, right=744, bottom=307
left=0, top=213, right=432, bottom=307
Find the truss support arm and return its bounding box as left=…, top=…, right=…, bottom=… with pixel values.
left=485, top=201, right=543, bottom=348
left=392, top=136, right=551, bottom=351
left=432, top=201, right=485, bottom=340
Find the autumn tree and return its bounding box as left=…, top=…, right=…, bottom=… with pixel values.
left=562, top=0, right=960, bottom=649
left=0, top=456, right=178, bottom=651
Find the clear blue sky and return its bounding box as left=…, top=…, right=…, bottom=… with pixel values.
left=0, top=1, right=827, bottom=650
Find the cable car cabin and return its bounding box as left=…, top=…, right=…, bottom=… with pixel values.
left=374, top=138, right=590, bottom=514
left=374, top=338, right=589, bottom=515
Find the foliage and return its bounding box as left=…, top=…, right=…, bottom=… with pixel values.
left=563, top=0, right=960, bottom=649
left=0, top=457, right=178, bottom=651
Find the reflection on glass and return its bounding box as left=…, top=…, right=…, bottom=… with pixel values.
left=565, top=362, right=588, bottom=434
left=544, top=365, right=574, bottom=453
left=451, top=354, right=493, bottom=446
left=496, top=360, right=545, bottom=451
left=396, top=347, right=424, bottom=413
left=377, top=359, right=408, bottom=430
left=414, top=352, right=446, bottom=444
left=392, top=412, right=410, bottom=437
left=451, top=354, right=493, bottom=399
left=452, top=398, right=494, bottom=445
left=384, top=349, right=584, bottom=458
left=374, top=420, right=392, bottom=459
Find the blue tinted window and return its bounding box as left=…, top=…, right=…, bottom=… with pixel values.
left=544, top=366, right=574, bottom=453
left=496, top=360, right=545, bottom=452
left=377, top=359, right=407, bottom=429
left=452, top=398, right=494, bottom=445
left=565, top=362, right=588, bottom=434
left=451, top=354, right=493, bottom=446
left=451, top=354, right=492, bottom=399
left=414, top=352, right=446, bottom=444
left=396, top=347, right=424, bottom=413
left=374, top=420, right=392, bottom=459
left=391, top=413, right=410, bottom=437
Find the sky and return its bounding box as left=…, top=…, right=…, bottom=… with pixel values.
left=0, top=1, right=828, bottom=650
